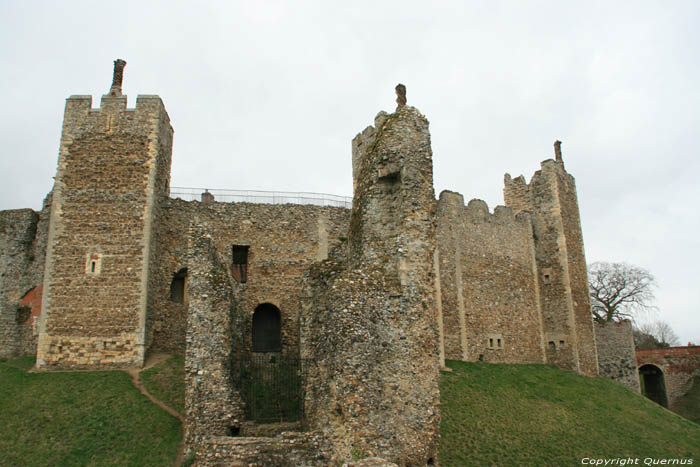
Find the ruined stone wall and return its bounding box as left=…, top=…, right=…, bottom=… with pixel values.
left=595, top=321, right=641, bottom=391
left=504, top=154, right=599, bottom=376
left=0, top=197, right=50, bottom=358
left=37, top=93, right=172, bottom=369
left=436, top=193, right=545, bottom=364
left=184, top=224, right=245, bottom=451
left=301, top=106, right=440, bottom=466
left=150, top=198, right=349, bottom=355
left=636, top=346, right=700, bottom=410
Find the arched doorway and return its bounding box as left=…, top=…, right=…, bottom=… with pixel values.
left=252, top=303, right=281, bottom=352
left=639, top=364, right=668, bottom=407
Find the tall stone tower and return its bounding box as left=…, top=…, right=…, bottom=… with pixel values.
left=300, top=87, right=440, bottom=465
left=37, top=60, right=173, bottom=369
left=504, top=142, right=598, bottom=376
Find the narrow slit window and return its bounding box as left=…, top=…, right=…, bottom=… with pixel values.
left=497, top=338, right=503, bottom=349
left=232, top=245, right=249, bottom=283
left=489, top=338, right=494, bottom=349
left=170, top=268, right=187, bottom=304
left=91, top=261, right=96, bottom=273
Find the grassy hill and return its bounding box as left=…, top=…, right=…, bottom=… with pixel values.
left=440, top=360, right=700, bottom=466
left=0, top=356, right=180, bottom=467
left=1, top=356, right=698, bottom=466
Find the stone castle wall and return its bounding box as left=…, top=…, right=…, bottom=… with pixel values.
left=184, top=223, right=245, bottom=450
left=504, top=155, right=599, bottom=376
left=301, top=106, right=440, bottom=465
left=595, top=320, right=641, bottom=391
left=150, top=198, right=349, bottom=355
left=36, top=93, right=173, bottom=369
left=436, top=193, right=545, bottom=364
left=0, top=197, right=50, bottom=358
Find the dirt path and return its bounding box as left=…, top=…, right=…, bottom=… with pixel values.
left=126, top=353, right=185, bottom=467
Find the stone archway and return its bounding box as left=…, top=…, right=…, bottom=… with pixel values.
left=639, top=363, right=668, bottom=407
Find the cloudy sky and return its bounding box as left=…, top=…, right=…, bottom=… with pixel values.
left=1, top=1, right=698, bottom=344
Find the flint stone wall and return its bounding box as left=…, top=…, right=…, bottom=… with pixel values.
left=150, top=199, right=349, bottom=355
left=436, top=192, right=544, bottom=364
left=594, top=320, right=641, bottom=391
left=184, top=224, right=245, bottom=451
left=301, top=106, right=440, bottom=466
left=0, top=197, right=50, bottom=358
left=37, top=94, right=172, bottom=369
left=504, top=159, right=599, bottom=376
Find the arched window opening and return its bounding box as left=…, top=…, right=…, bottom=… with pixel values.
left=252, top=303, right=281, bottom=352
left=639, top=364, right=668, bottom=408
left=170, top=268, right=188, bottom=304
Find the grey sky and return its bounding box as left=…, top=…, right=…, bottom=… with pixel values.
left=1, top=1, right=698, bottom=343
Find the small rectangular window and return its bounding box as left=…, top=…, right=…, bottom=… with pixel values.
left=232, top=245, right=249, bottom=283
left=489, top=338, right=494, bottom=349
left=497, top=338, right=503, bottom=349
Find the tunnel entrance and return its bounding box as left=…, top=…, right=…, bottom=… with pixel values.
left=639, top=364, right=668, bottom=408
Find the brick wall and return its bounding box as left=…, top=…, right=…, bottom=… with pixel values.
left=636, top=346, right=700, bottom=410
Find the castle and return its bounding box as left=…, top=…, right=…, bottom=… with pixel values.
left=0, top=60, right=639, bottom=465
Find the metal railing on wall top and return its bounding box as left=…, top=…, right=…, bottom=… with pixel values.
left=170, top=187, right=352, bottom=209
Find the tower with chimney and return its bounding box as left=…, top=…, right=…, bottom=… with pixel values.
left=36, top=60, right=174, bottom=368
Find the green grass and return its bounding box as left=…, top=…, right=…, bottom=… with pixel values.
left=439, top=361, right=700, bottom=466
left=3, top=356, right=699, bottom=466
left=0, top=356, right=181, bottom=467
left=674, top=377, right=700, bottom=425
left=141, top=355, right=185, bottom=417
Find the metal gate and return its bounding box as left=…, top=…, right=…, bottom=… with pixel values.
left=231, top=355, right=304, bottom=423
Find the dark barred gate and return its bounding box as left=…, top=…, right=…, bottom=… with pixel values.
left=231, top=355, right=304, bottom=423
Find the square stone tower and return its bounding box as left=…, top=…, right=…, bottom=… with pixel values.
left=37, top=60, right=173, bottom=369
left=504, top=143, right=598, bottom=376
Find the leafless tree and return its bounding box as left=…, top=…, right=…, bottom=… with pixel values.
left=588, top=262, right=657, bottom=323
left=651, top=321, right=680, bottom=347
left=634, top=321, right=680, bottom=348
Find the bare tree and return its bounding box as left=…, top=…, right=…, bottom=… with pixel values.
left=652, top=321, right=680, bottom=347
left=634, top=321, right=680, bottom=348
left=588, top=262, right=657, bottom=323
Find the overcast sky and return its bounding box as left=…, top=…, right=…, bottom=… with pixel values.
left=1, top=1, right=698, bottom=344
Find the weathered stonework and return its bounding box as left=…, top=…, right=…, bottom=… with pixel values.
left=0, top=62, right=612, bottom=465
left=300, top=106, right=440, bottom=465
left=595, top=320, right=641, bottom=391
left=36, top=90, right=173, bottom=369
left=436, top=193, right=544, bottom=364
left=150, top=199, right=349, bottom=356
left=184, top=223, right=245, bottom=450
left=503, top=153, right=599, bottom=376
left=0, top=195, right=50, bottom=358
